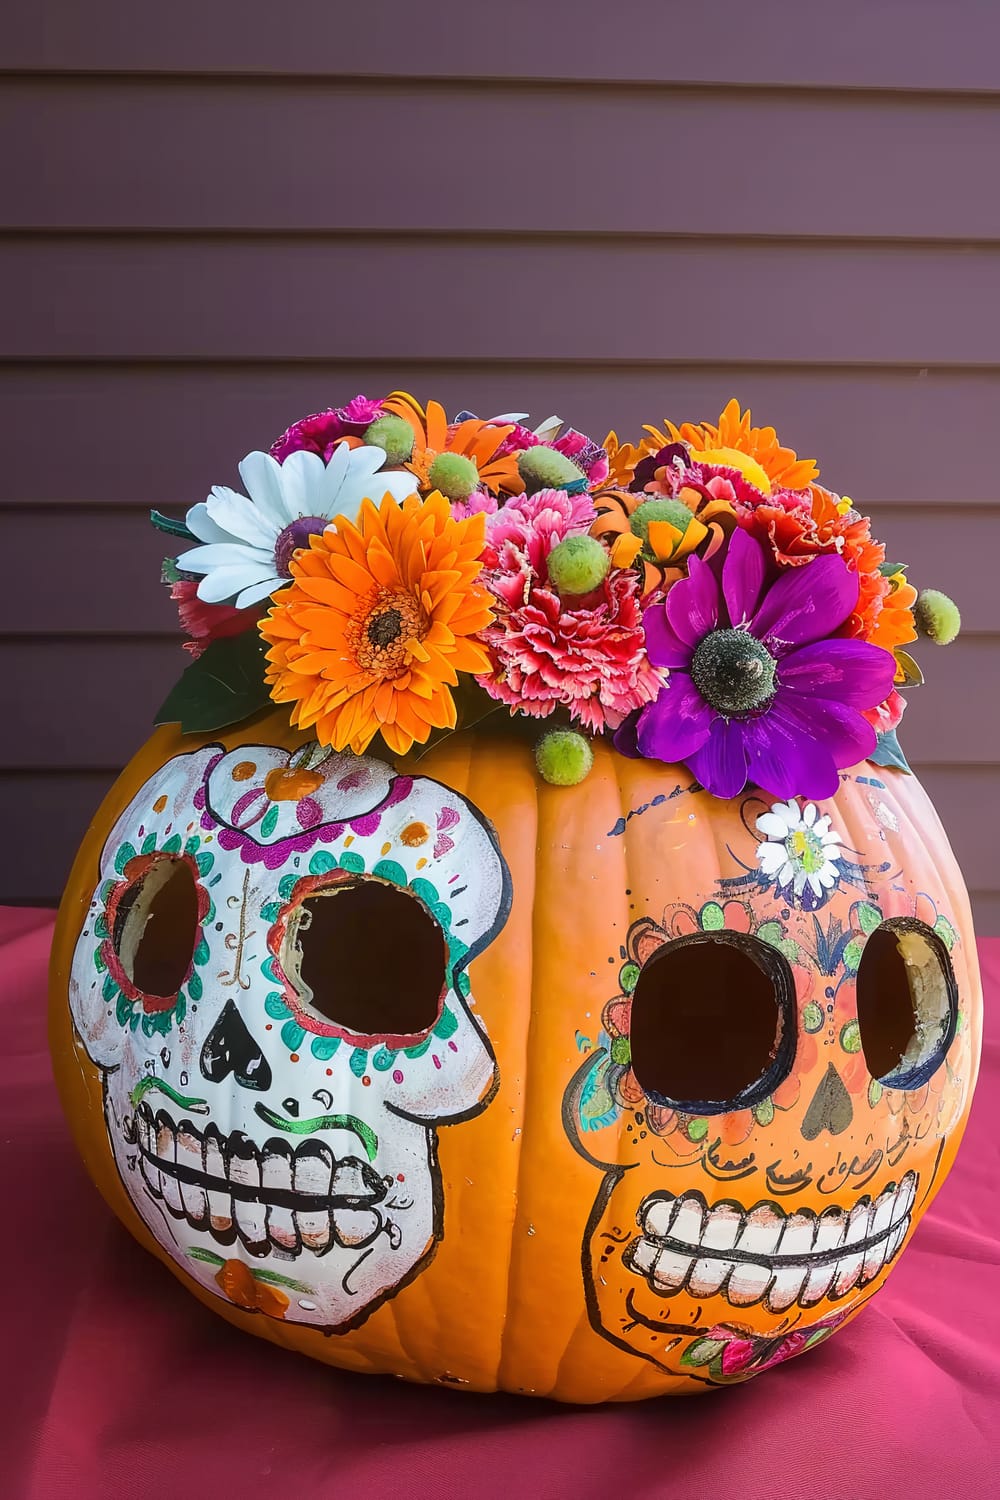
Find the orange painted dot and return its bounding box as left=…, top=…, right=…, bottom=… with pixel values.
left=153, top=795, right=168, bottom=814
left=400, top=821, right=430, bottom=848
left=361, top=1076, right=371, bottom=1087
left=326, top=1068, right=333, bottom=1077
left=380, top=841, right=393, bottom=856
left=396, top=1173, right=406, bottom=1183
left=344, top=834, right=355, bottom=847
left=265, top=1023, right=272, bottom=1031
left=289, top=1053, right=300, bottom=1063
left=415, top=857, right=427, bottom=870
left=265, top=766, right=324, bottom=803
left=231, top=761, right=257, bottom=781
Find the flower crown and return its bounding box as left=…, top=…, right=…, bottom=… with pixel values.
left=154, top=393, right=960, bottom=801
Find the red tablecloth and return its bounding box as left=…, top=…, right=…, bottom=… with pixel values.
left=4, top=908, right=998, bottom=1500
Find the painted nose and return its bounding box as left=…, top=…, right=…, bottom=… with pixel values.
left=200, top=999, right=272, bottom=1091
left=801, top=1062, right=853, bottom=1140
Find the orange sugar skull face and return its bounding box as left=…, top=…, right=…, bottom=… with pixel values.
left=564, top=770, right=979, bottom=1386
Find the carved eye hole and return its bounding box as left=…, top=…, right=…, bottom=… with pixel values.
left=855, top=918, right=958, bottom=1090
left=113, top=856, right=198, bottom=999
left=629, top=932, right=796, bottom=1115
left=289, top=880, right=448, bottom=1040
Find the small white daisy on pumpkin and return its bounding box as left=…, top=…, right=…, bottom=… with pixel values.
left=755, top=800, right=846, bottom=906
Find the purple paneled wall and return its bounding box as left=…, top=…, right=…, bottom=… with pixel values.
left=2, top=2, right=998, bottom=924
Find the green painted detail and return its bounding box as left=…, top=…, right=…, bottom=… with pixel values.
left=309, top=851, right=337, bottom=875
left=184, top=835, right=201, bottom=856
left=434, top=1006, right=459, bottom=1040
left=686, top=1117, right=709, bottom=1142
left=349, top=1048, right=369, bottom=1078
left=193, top=937, right=210, bottom=966
left=844, top=938, right=864, bottom=974
left=162, top=833, right=182, bottom=855
left=261, top=902, right=283, bottom=924
left=610, top=1035, right=632, bottom=1067
left=116, top=992, right=133, bottom=1028
left=100, top=879, right=116, bottom=901
left=753, top=1096, right=775, bottom=1126
left=261, top=956, right=279, bottom=982
left=802, top=1001, right=824, bottom=1034
left=309, top=1035, right=340, bottom=1061
left=142, top=833, right=158, bottom=855
left=756, top=920, right=784, bottom=949
left=259, top=804, right=279, bottom=839
left=253, top=1102, right=378, bottom=1162
left=371, top=1047, right=398, bottom=1071
left=102, top=972, right=116, bottom=1004
left=129, top=1076, right=209, bottom=1114
left=114, top=841, right=137, bottom=875
left=265, top=992, right=291, bottom=1020
left=404, top=1035, right=434, bottom=1059
left=681, top=1337, right=727, bottom=1368
left=868, top=1077, right=883, bottom=1107
left=410, top=878, right=441, bottom=906
left=840, top=1019, right=862, bottom=1054
left=455, top=969, right=471, bottom=998
left=619, top=962, right=640, bottom=994
left=339, top=851, right=366, bottom=875
left=933, top=914, right=958, bottom=952
left=249, top=1267, right=313, bottom=1293
left=94, top=949, right=106, bottom=973
left=196, top=851, right=215, bottom=876
left=187, top=969, right=203, bottom=1002
left=94, top=913, right=109, bottom=940
left=856, top=901, right=883, bottom=935
left=373, top=858, right=407, bottom=886
left=186, top=1246, right=225, bottom=1268
left=699, top=901, right=726, bottom=931
left=278, top=874, right=299, bottom=902
left=280, top=1019, right=306, bottom=1050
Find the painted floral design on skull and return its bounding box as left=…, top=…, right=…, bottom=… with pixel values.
left=70, top=742, right=510, bottom=1332
left=564, top=770, right=973, bottom=1386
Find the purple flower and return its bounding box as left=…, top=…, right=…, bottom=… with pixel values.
left=618, top=529, right=896, bottom=800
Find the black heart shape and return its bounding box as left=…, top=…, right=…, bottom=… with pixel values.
left=200, top=999, right=272, bottom=1092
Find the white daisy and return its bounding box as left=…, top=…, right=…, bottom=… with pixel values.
left=177, top=444, right=419, bottom=609
left=755, top=800, right=846, bottom=904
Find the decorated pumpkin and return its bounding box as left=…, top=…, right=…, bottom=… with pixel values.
left=50, top=394, right=979, bottom=1401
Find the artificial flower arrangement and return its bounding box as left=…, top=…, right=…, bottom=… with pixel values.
left=154, top=393, right=961, bottom=801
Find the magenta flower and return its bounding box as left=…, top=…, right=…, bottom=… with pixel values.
left=270, top=394, right=385, bottom=461
left=617, top=529, right=896, bottom=799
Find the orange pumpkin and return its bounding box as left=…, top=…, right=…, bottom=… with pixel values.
left=49, top=714, right=981, bottom=1401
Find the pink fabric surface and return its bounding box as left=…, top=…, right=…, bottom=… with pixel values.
left=4, top=907, right=998, bottom=1500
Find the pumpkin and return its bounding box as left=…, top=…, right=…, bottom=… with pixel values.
left=50, top=711, right=981, bottom=1401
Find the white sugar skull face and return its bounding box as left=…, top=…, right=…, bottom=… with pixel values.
left=70, top=742, right=510, bottom=1331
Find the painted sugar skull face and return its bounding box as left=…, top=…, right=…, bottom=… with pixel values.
left=565, top=772, right=974, bottom=1385
left=70, top=743, right=510, bottom=1331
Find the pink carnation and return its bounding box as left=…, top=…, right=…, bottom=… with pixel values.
left=336, top=393, right=384, bottom=430
left=450, top=491, right=499, bottom=522
left=476, top=488, right=665, bottom=732
left=490, top=426, right=609, bottom=487
left=170, top=579, right=259, bottom=657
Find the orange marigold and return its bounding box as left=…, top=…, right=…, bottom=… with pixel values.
left=260, top=491, right=494, bottom=756
left=382, top=390, right=523, bottom=496
left=645, top=398, right=819, bottom=492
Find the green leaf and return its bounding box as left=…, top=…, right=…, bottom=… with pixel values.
left=281, top=1019, right=306, bottom=1051
left=699, top=901, right=725, bottom=931
left=434, top=1006, right=459, bottom=1040
left=618, top=962, right=640, bottom=994
left=681, top=1337, right=728, bottom=1368
left=151, top=508, right=197, bottom=541
left=843, top=938, right=864, bottom=974
left=870, top=728, right=912, bottom=774
left=840, top=1019, right=862, bottom=1054
left=309, top=851, right=337, bottom=876
left=856, top=901, right=883, bottom=935
left=879, top=561, right=909, bottom=577
left=154, top=631, right=272, bottom=734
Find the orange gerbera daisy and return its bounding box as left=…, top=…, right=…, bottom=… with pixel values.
left=382, top=390, right=523, bottom=496
left=260, top=491, right=494, bottom=755
left=644, top=399, right=819, bottom=493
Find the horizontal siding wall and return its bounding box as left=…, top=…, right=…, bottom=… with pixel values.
left=2, top=19, right=999, bottom=925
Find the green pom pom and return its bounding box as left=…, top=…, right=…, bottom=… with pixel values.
left=534, top=729, right=594, bottom=787
left=363, top=414, right=415, bottom=465
left=517, top=446, right=587, bottom=494
left=915, top=588, right=961, bottom=645
left=427, top=451, right=480, bottom=500
left=546, top=535, right=610, bottom=596
left=629, top=497, right=694, bottom=552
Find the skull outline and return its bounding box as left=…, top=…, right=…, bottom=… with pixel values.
left=70, top=741, right=511, bottom=1334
